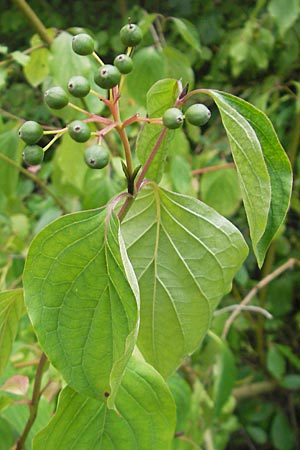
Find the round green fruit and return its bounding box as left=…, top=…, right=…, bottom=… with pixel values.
left=94, top=64, right=121, bottom=89
left=68, top=120, right=91, bottom=143
left=44, top=87, right=69, bottom=109
left=72, top=33, right=94, bottom=55
left=19, top=121, right=43, bottom=144
left=113, top=54, right=133, bottom=74
left=67, top=75, right=90, bottom=98
left=185, top=103, right=211, bottom=126
left=22, top=145, right=44, bottom=166
left=162, top=108, right=184, bottom=129
left=84, top=145, right=110, bottom=169
left=120, top=23, right=142, bottom=47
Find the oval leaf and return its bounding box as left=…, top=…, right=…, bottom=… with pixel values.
left=33, top=357, right=176, bottom=450
left=23, top=208, right=139, bottom=404
left=205, top=90, right=292, bottom=267
left=121, top=184, right=248, bottom=378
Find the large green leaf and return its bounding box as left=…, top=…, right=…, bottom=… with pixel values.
left=205, top=90, right=292, bottom=266
left=121, top=184, right=248, bottom=378
left=23, top=208, right=139, bottom=405
left=136, top=79, right=179, bottom=183
left=33, top=357, right=176, bottom=450
left=0, top=289, right=25, bottom=377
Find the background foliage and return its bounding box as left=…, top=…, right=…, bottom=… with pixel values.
left=0, top=0, right=299, bottom=449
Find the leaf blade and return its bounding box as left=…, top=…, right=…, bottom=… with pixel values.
left=121, top=185, right=248, bottom=377
left=33, top=357, right=176, bottom=450
left=206, top=90, right=292, bottom=266
left=23, top=208, right=139, bottom=403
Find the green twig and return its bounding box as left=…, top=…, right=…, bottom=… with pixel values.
left=233, top=380, right=278, bottom=400
left=192, top=162, right=235, bottom=176
left=12, top=0, right=53, bottom=46
left=0, top=152, right=67, bottom=213
left=15, top=353, right=48, bottom=450
left=222, top=257, right=300, bottom=339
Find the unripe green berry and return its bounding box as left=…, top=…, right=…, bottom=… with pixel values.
left=84, top=145, right=110, bottom=169
left=72, top=33, right=94, bottom=55
left=94, top=64, right=121, bottom=89
left=22, top=145, right=44, bottom=166
left=44, top=87, right=69, bottom=109
left=120, top=23, right=142, bottom=47
left=68, top=120, right=91, bottom=143
left=113, top=54, right=133, bottom=74
left=185, top=103, right=211, bottom=126
left=67, top=75, right=90, bottom=98
left=19, top=121, right=43, bottom=144
left=162, top=108, right=184, bottom=129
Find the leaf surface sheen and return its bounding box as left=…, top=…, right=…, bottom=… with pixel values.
left=207, top=90, right=292, bottom=266
left=33, top=357, right=176, bottom=450
left=121, top=185, right=248, bottom=377
left=23, top=208, right=139, bottom=404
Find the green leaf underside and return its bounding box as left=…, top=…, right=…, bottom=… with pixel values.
left=33, top=357, right=176, bottom=450
left=0, top=289, right=25, bottom=377
left=136, top=79, right=179, bottom=183
left=207, top=90, right=292, bottom=267
left=121, top=184, right=248, bottom=378
left=23, top=208, right=139, bottom=403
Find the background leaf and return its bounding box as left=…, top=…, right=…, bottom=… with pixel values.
left=121, top=184, right=248, bottom=378
left=23, top=208, right=139, bottom=403
left=33, top=357, right=176, bottom=450
left=208, top=331, right=236, bottom=417
left=168, top=373, right=192, bottom=432
left=200, top=165, right=242, bottom=216
left=0, top=289, right=25, bottom=377
left=24, top=47, right=50, bottom=87
left=271, top=411, right=294, bottom=450
left=0, top=127, right=22, bottom=199
left=268, top=0, right=300, bottom=36
left=52, top=133, right=88, bottom=197
left=2, top=398, right=52, bottom=450
left=205, top=90, right=292, bottom=266
left=126, top=47, right=166, bottom=108
left=169, top=17, right=201, bottom=53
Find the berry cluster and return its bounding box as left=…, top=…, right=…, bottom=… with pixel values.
left=18, top=20, right=211, bottom=181
left=18, top=22, right=142, bottom=168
